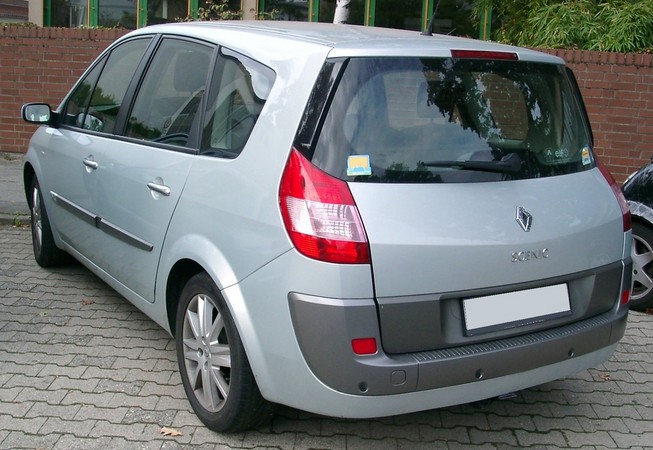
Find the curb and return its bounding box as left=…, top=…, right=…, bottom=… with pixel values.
left=0, top=213, right=30, bottom=226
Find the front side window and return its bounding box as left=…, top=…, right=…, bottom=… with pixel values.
left=64, top=38, right=150, bottom=134
left=126, top=38, right=213, bottom=148
left=62, top=57, right=105, bottom=128
left=308, top=57, right=594, bottom=183
left=201, top=48, right=276, bottom=158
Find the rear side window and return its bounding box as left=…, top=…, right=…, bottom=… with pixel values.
left=308, top=57, right=594, bottom=183
left=63, top=38, right=151, bottom=134
left=201, top=47, right=276, bottom=158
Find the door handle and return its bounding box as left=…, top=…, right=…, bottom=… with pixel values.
left=83, top=159, right=98, bottom=170
left=147, top=182, right=171, bottom=197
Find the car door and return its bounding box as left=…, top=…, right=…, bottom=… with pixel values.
left=42, top=37, right=152, bottom=262
left=94, top=37, right=215, bottom=301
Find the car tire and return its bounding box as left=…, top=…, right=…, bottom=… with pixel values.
left=630, top=221, right=653, bottom=311
left=175, top=272, right=275, bottom=432
left=29, top=177, right=70, bottom=267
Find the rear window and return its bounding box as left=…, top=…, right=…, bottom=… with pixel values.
left=303, top=57, right=594, bottom=183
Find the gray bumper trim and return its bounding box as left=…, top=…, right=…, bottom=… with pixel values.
left=289, top=292, right=628, bottom=396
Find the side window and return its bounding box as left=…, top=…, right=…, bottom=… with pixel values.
left=126, top=38, right=213, bottom=147
left=63, top=57, right=105, bottom=128
left=201, top=47, right=276, bottom=157
left=67, top=38, right=151, bottom=134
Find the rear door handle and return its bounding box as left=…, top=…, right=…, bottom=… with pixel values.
left=147, top=182, right=171, bottom=197
left=83, top=158, right=98, bottom=170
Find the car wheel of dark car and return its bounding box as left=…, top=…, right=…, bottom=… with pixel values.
left=29, top=177, right=69, bottom=267
left=176, top=272, right=274, bottom=432
left=631, top=221, right=653, bottom=310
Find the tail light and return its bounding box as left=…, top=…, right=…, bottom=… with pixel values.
left=597, top=159, right=631, bottom=232
left=279, top=148, right=370, bottom=264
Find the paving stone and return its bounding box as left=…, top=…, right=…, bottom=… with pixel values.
left=469, top=428, right=518, bottom=446
left=39, top=416, right=96, bottom=437
left=25, top=402, right=81, bottom=420
left=563, top=430, right=617, bottom=448
left=74, top=404, right=129, bottom=423
left=0, top=414, right=47, bottom=433
left=514, top=429, right=567, bottom=447
left=123, top=408, right=176, bottom=427
left=294, top=433, right=347, bottom=450
left=0, top=430, right=60, bottom=450
left=419, top=425, right=471, bottom=444
left=345, top=435, right=399, bottom=450
left=2, top=224, right=653, bottom=449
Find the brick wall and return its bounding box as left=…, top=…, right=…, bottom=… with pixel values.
left=1, top=26, right=652, bottom=182
left=0, top=26, right=128, bottom=155
left=543, top=49, right=653, bottom=182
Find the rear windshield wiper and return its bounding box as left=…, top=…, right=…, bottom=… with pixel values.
left=423, top=153, right=522, bottom=174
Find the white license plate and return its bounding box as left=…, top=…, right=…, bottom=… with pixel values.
left=463, top=284, right=570, bottom=334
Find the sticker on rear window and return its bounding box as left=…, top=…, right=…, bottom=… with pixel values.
left=581, top=147, right=591, bottom=166
left=347, top=155, right=372, bottom=176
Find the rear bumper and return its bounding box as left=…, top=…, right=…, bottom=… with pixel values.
left=289, top=292, right=628, bottom=397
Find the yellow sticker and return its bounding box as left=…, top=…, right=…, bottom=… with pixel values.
left=581, top=147, right=591, bottom=166
left=347, top=155, right=372, bottom=176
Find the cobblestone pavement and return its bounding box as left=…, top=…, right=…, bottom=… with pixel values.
left=1, top=225, right=652, bottom=450
left=0, top=153, right=29, bottom=226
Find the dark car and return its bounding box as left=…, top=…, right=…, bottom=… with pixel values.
left=623, top=158, right=653, bottom=310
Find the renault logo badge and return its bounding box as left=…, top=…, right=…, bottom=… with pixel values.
left=516, top=206, right=533, bottom=232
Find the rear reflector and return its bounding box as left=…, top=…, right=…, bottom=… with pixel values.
left=597, top=159, right=632, bottom=232
left=352, top=338, right=377, bottom=355
left=621, top=290, right=630, bottom=305
left=451, top=49, right=519, bottom=60
left=279, top=148, right=370, bottom=264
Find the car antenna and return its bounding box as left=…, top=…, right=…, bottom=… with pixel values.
left=421, top=0, right=441, bottom=36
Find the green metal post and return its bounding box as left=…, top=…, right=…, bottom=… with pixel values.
left=190, top=0, right=199, bottom=19
left=422, top=0, right=434, bottom=33
left=310, top=0, right=319, bottom=22
left=43, top=0, right=51, bottom=26
left=479, top=4, right=492, bottom=40
left=366, top=0, right=375, bottom=26
left=138, top=0, right=147, bottom=27
left=89, top=0, right=98, bottom=27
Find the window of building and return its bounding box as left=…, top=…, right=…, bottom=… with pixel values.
left=147, top=0, right=189, bottom=24
left=41, top=0, right=487, bottom=40
left=260, top=0, right=309, bottom=21
left=50, top=0, right=88, bottom=27
left=374, top=0, right=422, bottom=30
left=98, top=0, right=137, bottom=28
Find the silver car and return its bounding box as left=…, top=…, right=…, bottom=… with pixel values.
left=21, top=21, right=632, bottom=432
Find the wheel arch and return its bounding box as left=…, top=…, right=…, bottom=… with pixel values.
left=23, top=162, right=36, bottom=208
left=165, top=258, right=205, bottom=336
left=627, top=200, right=653, bottom=229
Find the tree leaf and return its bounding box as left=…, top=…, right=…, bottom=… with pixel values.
left=160, top=427, right=183, bottom=437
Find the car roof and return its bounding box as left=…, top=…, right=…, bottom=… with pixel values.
left=125, top=21, right=564, bottom=65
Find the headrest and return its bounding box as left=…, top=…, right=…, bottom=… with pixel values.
left=173, top=51, right=210, bottom=93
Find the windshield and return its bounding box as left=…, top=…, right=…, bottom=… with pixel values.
left=307, top=57, right=594, bottom=183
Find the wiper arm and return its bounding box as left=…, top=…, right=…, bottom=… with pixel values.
left=423, top=153, right=522, bottom=174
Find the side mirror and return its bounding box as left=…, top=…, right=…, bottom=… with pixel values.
left=21, top=103, right=57, bottom=126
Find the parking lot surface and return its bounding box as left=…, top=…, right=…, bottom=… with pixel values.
left=1, top=224, right=652, bottom=449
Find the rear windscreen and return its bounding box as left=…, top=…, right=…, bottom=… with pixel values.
left=303, top=57, right=594, bottom=183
